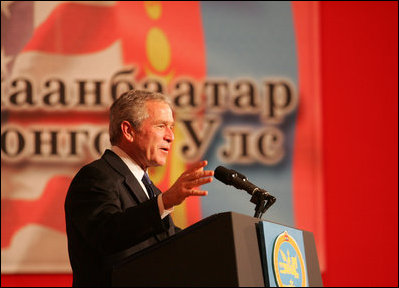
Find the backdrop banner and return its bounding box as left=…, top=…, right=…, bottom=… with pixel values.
left=1, top=1, right=323, bottom=272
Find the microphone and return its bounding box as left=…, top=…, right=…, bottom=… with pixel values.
left=214, top=165, right=276, bottom=219
left=214, top=166, right=266, bottom=195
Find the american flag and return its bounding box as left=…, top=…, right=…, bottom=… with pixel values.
left=1, top=1, right=205, bottom=272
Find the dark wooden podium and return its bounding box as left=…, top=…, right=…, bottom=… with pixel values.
left=112, top=212, right=322, bottom=287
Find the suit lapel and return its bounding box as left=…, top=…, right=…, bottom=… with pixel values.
left=124, top=174, right=149, bottom=203
left=102, top=149, right=149, bottom=204
left=102, top=150, right=172, bottom=241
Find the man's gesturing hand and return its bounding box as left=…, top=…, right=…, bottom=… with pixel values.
left=162, top=160, right=214, bottom=210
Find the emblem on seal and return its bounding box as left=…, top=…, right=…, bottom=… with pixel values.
left=273, top=231, right=307, bottom=287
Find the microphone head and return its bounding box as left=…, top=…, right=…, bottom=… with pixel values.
left=230, top=168, right=248, bottom=181
left=214, top=166, right=234, bottom=185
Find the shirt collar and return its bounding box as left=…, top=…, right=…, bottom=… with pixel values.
left=111, top=145, right=146, bottom=183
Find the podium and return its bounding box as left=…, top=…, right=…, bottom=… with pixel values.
left=112, top=212, right=322, bottom=287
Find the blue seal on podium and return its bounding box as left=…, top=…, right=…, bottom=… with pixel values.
left=257, top=221, right=308, bottom=287
left=273, top=231, right=307, bottom=287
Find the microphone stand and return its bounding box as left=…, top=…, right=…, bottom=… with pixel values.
left=250, top=188, right=276, bottom=219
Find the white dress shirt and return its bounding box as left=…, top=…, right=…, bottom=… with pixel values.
left=111, top=146, right=173, bottom=219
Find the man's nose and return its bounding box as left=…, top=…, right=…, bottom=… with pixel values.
left=165, top=126, right=174, bottom=142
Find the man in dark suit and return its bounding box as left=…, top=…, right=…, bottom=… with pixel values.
left=65, top=90, right=214, bottom=286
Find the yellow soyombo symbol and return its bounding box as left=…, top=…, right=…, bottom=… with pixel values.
left=143, top=2, right=183, bottom=227
left=146, top=27, right=171, bottom=73
left=144, top=1, right=162, bottom=20
left=145, top=27, right=175, bottom=82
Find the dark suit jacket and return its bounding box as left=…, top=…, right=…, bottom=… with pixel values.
left=65, top=149, right=179, bottom=287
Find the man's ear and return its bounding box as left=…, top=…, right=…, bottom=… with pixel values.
left=121, top=121, right=135, bottom=143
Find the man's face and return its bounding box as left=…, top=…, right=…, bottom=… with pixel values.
left=130, top=100, right=174, bottom=169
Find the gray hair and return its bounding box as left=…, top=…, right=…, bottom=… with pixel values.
left=109, top=90, right=173, bottom=145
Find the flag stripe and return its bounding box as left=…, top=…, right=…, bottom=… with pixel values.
left=291, top=2, right=326, bottom=270
left=24, top=2, right=118, bottom=54
left=1, top=175, right=71, bottom=248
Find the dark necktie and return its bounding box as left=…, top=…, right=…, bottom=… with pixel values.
left=142, top=172, right=155, bottom=199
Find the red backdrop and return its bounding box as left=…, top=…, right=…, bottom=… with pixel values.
left=320, top=1, right=398, bottom=286
left=1, top=1, right=398, bottom=286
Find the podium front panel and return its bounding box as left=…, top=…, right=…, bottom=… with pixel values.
left=112, top=212, right=322, bottom=287
left=112, top=212, right=264, bottom=287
